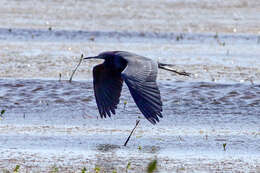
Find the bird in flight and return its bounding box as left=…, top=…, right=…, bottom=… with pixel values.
left=84, top=51, right=163, bottom=124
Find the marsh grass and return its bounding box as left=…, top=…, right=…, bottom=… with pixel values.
left=223, top=143, right=227, bottom=151
left=81, top=167, right=87, bottom=173
left=13, top=165, right=20, bottom=173
left=214, top=32, right=226, bottom=46
left=123, top=101, right=127, bottom=110
left=126, top=162, right=131, bottom=173
left=94, top=166, right=101, bottom=173
left=0, top=159, right=158, bottom=173
left=50, top=165, right=59, bottom=173
left=0, top=109, right=5, bottom=120
left=147, top=160, right=157, bottom=173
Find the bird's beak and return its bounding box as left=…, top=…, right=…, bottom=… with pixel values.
left=84, top=56, right=99, bottom=60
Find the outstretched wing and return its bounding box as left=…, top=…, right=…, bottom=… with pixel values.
left=118, top=52, right=163, bottom=124
left=93, top=63, right=123, bottom=118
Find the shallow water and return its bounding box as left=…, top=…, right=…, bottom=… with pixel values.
left=1, top=0, right=260, bottom=34
left=1, top=28, right=260, bottom=84
left=0, top=79, right=260, bottom=172
left=1, top=0, right=260, bottom=172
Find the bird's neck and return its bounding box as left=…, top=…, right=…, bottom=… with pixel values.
left=104, top=57, right=127, bottom=72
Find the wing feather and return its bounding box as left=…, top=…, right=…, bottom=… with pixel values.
left=117, top=52, right=163, bottom=124
left=93, top=63, right=123, bottom=118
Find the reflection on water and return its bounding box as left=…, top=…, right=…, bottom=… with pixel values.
left=96, top=144, right=121, bottom=152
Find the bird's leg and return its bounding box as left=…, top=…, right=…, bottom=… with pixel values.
left=158, top=62, right=191, bottom=76
left=123, top=120, right=140, bottom=146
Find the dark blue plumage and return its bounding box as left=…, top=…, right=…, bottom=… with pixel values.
left=85, top=51, right=163, bottom=124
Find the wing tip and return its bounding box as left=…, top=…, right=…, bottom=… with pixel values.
left=146, top=110, right=163, bottom=125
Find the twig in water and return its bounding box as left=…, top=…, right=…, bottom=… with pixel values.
left=59, top=73, right=62, bottom=82
left=124, top=120, right=140, bottom=146
left=223, top=143, right=227, bottom=151
left=69, top=54, right=84, bottom=83
left=158, top=62, right=191, bottom=76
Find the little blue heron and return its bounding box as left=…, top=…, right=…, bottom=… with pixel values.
left=84, top=51, right=163, bottom=124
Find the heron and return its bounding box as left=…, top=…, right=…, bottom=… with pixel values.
left=84, top=51, right=189, bottom=125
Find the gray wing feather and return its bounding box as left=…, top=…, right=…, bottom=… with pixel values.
left=118, top=52, right=163, bottom=124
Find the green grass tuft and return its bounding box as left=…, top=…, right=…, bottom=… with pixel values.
left=147, top=160, right=157, bottom=173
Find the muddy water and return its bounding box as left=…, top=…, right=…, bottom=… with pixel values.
left=0, top=79, right=260, bottom=172
left=1, top=0, right=260, bottom=172
left=1, top=0, right=260, bottom=33
left=1, top=28, right=260, bottom=84
left=1, top=79, right=260, bottom=125
left=1, top=35, right=260, bottom=172
left=1, top=33, right=260, bottom=172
